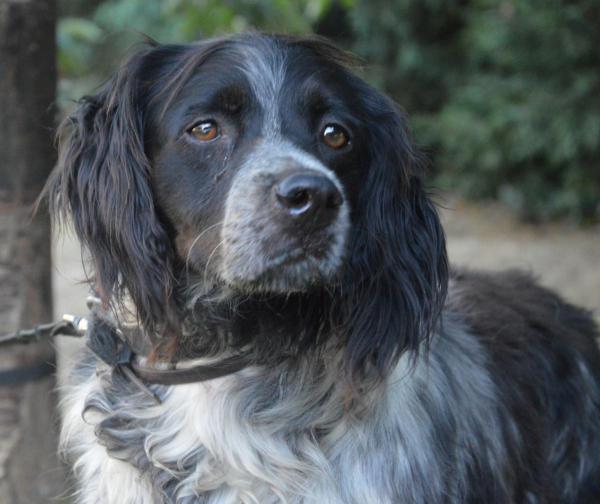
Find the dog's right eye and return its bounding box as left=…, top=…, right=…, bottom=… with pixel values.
left=322, top=123, right=350, bottom=150
left=189, top=120, right=220, bottom=142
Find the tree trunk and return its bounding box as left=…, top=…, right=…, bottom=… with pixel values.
left=0, top=0, right=65, bottom=502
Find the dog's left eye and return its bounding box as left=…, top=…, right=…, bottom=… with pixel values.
left=189, top=120, right=220, bottom=142
left=322, top=124, right=349, bottom=149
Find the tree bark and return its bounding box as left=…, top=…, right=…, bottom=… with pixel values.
left=0, top=0, right=66, bottom=502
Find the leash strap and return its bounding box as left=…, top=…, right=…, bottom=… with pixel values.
left=0, top=319, right=84, bottom=385
left=0, top=359, right=56, bottom=385
left=0, top=318, right=84, bottom=346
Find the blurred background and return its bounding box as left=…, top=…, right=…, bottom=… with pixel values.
left=0, top=0, right=598, bottom=502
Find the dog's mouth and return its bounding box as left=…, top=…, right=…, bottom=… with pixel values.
left=178, top=217, right=348, bottom=295
left=262, top=231, right=336, bottom=264
left=219, top=230, right=348, bottom=293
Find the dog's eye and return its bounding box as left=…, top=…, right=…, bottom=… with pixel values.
left=322, top=124, right=349, bottom=149
left=189, top=120, right=220, bottom=142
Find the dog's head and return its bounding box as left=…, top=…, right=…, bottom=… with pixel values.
left=48, top=33, right=448, bottom=380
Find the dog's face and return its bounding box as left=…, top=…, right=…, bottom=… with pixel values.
left=49, top=34, right=448, bottom=379
left=149, top=39, right=362, bottom=292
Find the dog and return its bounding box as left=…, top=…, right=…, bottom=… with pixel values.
left=47, top=33, right=600, bottom=503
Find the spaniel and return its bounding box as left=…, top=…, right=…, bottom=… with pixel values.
left=47, top=33, right=600, bottom=503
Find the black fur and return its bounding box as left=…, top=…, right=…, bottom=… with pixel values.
left=449, top=269, right=600, bottom=502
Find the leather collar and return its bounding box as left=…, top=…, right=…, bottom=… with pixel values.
left=86, top=313, right=251, bottom=387
left=130, top=353, right=251, bottom=385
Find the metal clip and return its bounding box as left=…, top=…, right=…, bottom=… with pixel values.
left=62, top=314, right=89, bottom=335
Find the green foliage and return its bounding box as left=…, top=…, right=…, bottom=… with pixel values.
left=57, top=0, right=335, bottom=105
left=351, top=0, right=468, bottom=112
left=352, top=0, right=600, bottom=221
left=58, top=17, right=103, bottom=78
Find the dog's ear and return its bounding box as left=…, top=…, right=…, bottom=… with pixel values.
left=45, top=46, right=178, bottom=339
left=341, top=94, right=448, bottom=384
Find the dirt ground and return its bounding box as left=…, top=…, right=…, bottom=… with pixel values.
left=53, top=199, right=600, bottom=383
left=440, top=198, right=600, bottom=314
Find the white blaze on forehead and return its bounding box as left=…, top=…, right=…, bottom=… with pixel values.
left=237, top=41, right=287, bottom=138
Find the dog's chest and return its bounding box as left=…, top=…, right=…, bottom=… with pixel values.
left=62, top=327, right=502, bottom=504
left=63, top=362, right=400, bottom=504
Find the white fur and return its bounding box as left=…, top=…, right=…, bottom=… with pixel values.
left=61, top=318, right=506, bottom=503
left=60, top=369, right=156, bottom=503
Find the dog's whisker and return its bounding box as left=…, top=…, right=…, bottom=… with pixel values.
left=202, top=237, right=228, bottom=286
left=184, top=221, right=226, bottom=276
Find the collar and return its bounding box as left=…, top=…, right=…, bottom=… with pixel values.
left=85, top=303, right=251, bottom=389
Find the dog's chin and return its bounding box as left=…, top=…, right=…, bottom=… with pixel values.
left=219, top=249, right=343, bottom=295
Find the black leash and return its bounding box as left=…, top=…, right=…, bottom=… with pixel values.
left=0, top=316, right=87, bottom=386
left=0, top=317, right=87, bottom=346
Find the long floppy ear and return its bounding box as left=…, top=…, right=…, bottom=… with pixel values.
left=45, top=46, right=178, bottom=340
left=342, top=93, right=448, bottom=384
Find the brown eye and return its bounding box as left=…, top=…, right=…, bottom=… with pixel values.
left=322, top=123, right=349, bottom=149
left=190, top=120, right=219, bottom=142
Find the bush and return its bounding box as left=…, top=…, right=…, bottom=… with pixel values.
left=57, top=0, right=335, bottom=106
left=352, top=0, right=600, bottom=221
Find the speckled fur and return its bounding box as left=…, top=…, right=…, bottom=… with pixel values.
left=61, top=314, right=511, bottom=504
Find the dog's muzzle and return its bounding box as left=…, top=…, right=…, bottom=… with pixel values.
left=218, top=142, right=350, bottom=291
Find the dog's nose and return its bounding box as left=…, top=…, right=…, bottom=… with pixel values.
left=274, top=173, right=343, bottom=224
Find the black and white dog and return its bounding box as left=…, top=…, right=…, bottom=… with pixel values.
left=48, top=33, right=600, bottom=503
